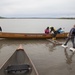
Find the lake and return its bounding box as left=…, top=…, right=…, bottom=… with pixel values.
left=0, top=19, right=75, bottom=33
left=0, top=39, right=75, bottom=75
left=0, top=19, right=75, bottom=75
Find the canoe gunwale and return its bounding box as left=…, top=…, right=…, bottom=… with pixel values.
left=0, top=50, right=16, bottom=69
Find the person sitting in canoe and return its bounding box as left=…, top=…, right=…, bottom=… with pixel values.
left=57, top=28, right=64, bottom=33
left=45, top=27, right=49, bottom=34
left=50, top=27, right=64, bottom=40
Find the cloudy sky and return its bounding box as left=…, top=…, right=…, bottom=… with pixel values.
left=0, top=0, right=75, bottom=18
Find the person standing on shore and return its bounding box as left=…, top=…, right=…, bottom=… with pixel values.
left=0, top=26, right=2, bottom=32
left=62, top=25, right=75, bottom=50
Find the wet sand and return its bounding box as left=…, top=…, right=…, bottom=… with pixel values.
left=0, top=39, right=75, bottom=75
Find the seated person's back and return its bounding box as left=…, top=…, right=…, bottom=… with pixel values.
left=57, top=28, right=64, bottom=33
left=45, top=27, right=49, bottom=34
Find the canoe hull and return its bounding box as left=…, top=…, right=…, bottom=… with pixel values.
left=0, top=47, right=39, bottom=75
left=0, top=32, right=68, bottom=39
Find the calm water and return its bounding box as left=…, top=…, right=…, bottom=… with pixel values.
left=0, top=19, right=75, bottom=75
left=0, top=19, right=75, bottom=33
left=0, top=39, right=75, bottom=75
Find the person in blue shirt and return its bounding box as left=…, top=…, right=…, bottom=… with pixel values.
left=57, top=28, right=64, bottom=33
left=62, top=25, right=75, bottom=50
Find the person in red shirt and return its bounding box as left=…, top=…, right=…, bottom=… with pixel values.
left=45, top=27, right=49, bottom=34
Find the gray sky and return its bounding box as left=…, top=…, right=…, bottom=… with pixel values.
left=0, top=0, right=75, bottom=18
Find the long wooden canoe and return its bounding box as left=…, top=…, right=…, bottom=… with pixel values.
left=0, top=45, right=39, bottom=75
left=0, top=32, right=68, bottom=39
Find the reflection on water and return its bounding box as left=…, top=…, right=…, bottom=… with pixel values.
left=0, top=39, right=5, bottom=49
left=0, top=39, right=75, bottom=75
left=0, top=43, right=2, bottom=53
left=46, top=42, right=56, bottom=52
left=64, top=48, right=75, bottom=64
left=46, top=40, right=62, bottom=52
left=64, top=48, right=75, bottom=73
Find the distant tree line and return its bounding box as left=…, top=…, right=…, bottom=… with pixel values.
left=0, top=16, right=5, bottom=19
left=0, top=16, right=75, bottom=19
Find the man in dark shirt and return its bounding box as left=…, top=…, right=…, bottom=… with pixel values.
left=62, top=25, right=75, bottom=50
